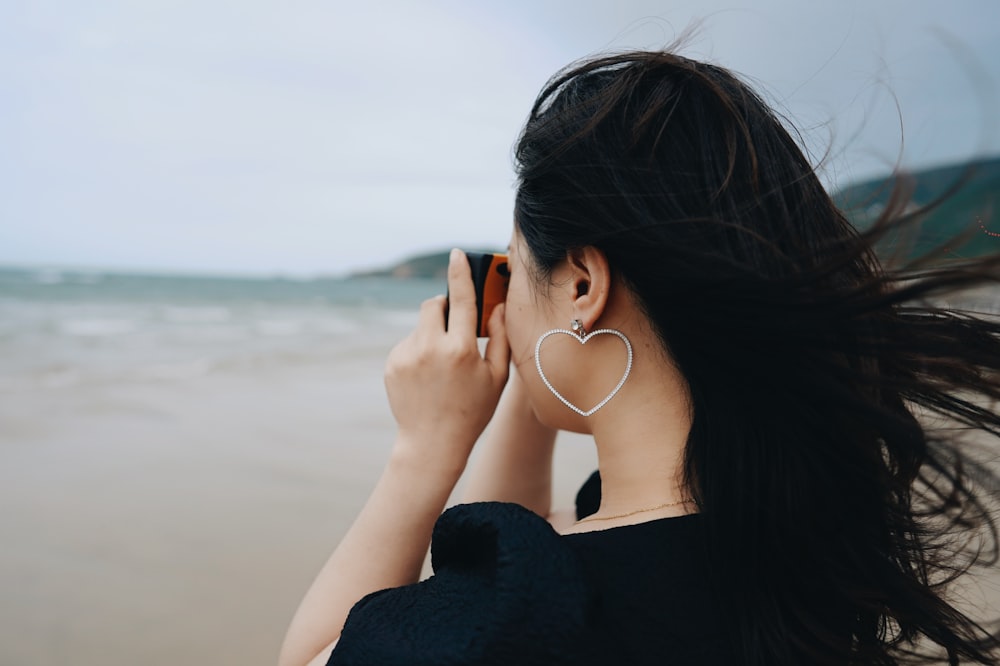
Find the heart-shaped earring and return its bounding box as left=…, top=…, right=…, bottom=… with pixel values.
left=533, top=322, right=633, bottom=417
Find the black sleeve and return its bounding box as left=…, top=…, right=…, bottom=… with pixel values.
left=327, top=502, right=593, bottom=666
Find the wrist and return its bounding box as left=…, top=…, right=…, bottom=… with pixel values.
left=389, top=433, right=468, bottom=486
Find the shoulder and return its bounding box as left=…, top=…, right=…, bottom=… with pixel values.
left=430, top=501, right=580, bottom=571
left=329, top=502, right=593, bottom=666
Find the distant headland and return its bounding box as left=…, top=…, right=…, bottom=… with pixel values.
left=352, top=155, right=999, bottom=279
left=834, top=155, right=1000, bottom=259
left=350, top=249, right=505, bottom=280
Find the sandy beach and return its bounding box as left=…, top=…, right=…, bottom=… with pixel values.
left=0, top=317, right=597, bottom=666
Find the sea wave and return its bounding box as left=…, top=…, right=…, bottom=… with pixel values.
left=254, top=319, right=305, bottom=337
left=159, top=305, right=232, bottom=323
left=61, top=318, right=139, bottom=337
left=0, top=272, right=441, bottom=393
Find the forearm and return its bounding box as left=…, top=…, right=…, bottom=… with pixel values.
left=281, top=251, right=512, bottom=666
left=279, top=441, right=463, bottom=666
left=461, top=375, right=557, bottom=516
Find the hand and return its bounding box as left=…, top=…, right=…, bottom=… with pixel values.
left=384, top=249, right=511, bottom=475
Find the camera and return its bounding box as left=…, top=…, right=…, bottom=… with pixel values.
left=447, top=251, right=509, bottom=337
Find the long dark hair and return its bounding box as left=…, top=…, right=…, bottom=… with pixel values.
left=514, top=50, right=1000, bottom=664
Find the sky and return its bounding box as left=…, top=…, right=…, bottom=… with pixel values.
left=2, top=0, right=999, bottom=277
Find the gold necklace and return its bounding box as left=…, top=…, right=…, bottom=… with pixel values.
left=575, top=498, right=696, bottom=524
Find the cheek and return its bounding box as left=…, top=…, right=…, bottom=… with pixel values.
left=504, top=300, right=566, bottom=427
left=504, top=281, right=542, bottom=369
left=505, top=305, right=536, bottom=370
left=513, top=347, right=587, bottom=433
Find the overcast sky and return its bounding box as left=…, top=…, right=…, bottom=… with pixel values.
left=2, top=1, right=999, bottom=276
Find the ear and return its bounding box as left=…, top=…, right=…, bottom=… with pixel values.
left=564, top=246, right=611, bottom=331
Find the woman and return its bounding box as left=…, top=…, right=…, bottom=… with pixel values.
left=279, top=50, right=1000, bottom=665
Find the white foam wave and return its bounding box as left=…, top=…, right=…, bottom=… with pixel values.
left=373, top=309, right=419, bottom=329
left=317, top=317, right=361, bottom=335
left=174, top=324, right=249, bottom=342
left=255, top=320, right=304, bottom=337
left=160, top=305, right=232, bottom=324
left=61, top=319, right=138, bottom=337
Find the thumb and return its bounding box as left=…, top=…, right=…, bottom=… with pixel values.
left=483, top=303, right=510, bottom=386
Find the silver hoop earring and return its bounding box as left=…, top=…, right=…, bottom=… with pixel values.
left=533, top=321, right=633, bottom=417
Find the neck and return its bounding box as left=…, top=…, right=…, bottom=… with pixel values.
left=586, top=337, right=693, bottom=521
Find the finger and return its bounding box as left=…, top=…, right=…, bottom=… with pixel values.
left=445, top=248, right=478, bottom=341
left=416, top=295, right=447, bottom=338
left=483, top=303, right=511, bottom=386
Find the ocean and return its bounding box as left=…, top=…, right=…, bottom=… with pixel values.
left=0, top=266, right=442, bottom=394
left=4, top=266, right=997, bottom=395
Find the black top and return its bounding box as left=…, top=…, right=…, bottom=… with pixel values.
left=327, top=471, right=735, bottom=665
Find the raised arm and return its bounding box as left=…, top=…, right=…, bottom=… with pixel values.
left=461, top=370, right=557, bottom=517
left=278, top=250, right=510, bottom=666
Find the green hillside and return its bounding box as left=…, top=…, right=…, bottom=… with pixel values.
left=834, top=156, right=1000, bottom=260
left=352, top=251, right=453, bottom=279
